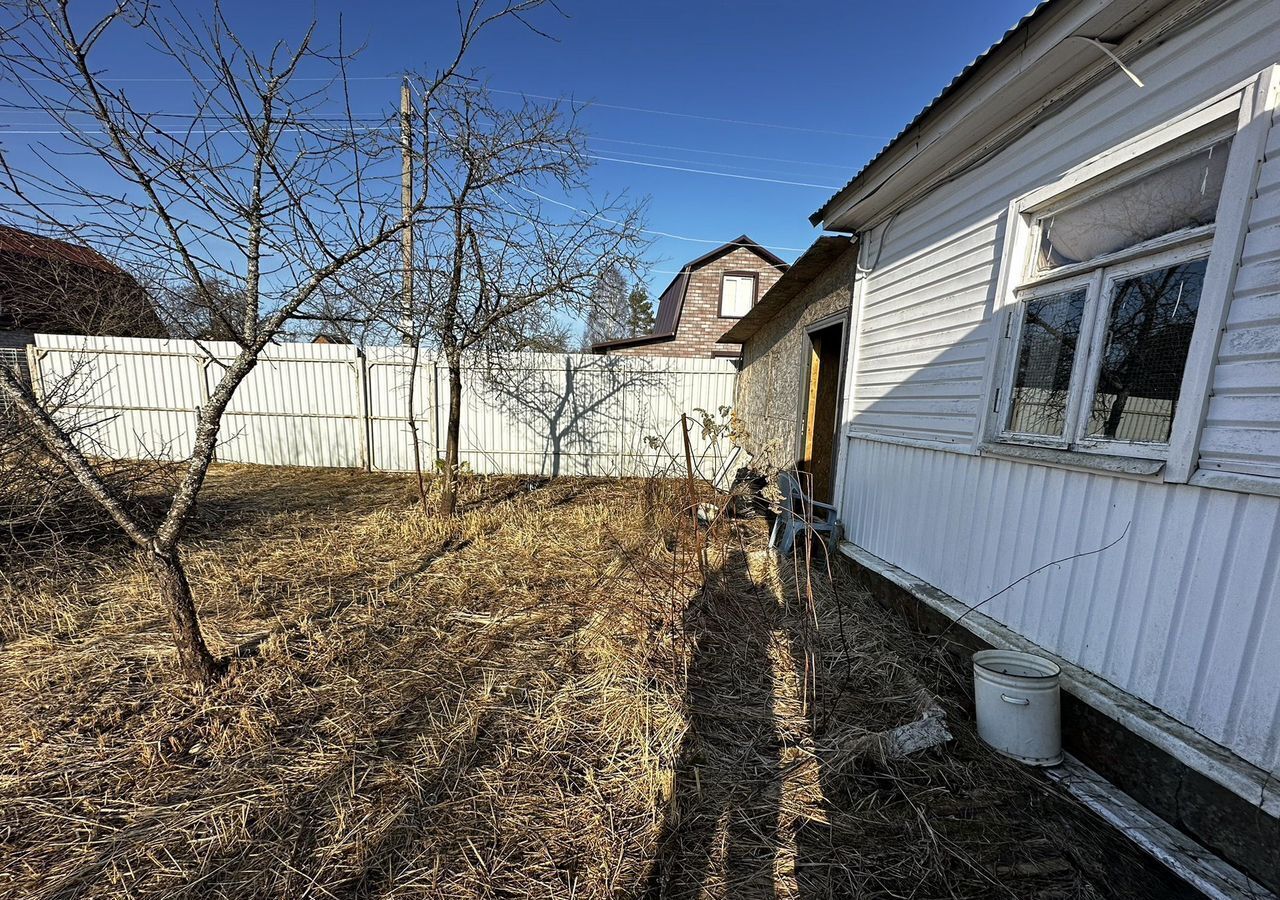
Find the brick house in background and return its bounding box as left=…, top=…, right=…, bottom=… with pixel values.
left=591, top=235, right=787, bottom=359
left=0, top=225, right=165, bottom=348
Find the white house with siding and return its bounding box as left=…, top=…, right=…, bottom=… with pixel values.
left=765, top=0, right=1280, bottom=891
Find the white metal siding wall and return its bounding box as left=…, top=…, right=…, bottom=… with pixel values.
left=837, top=1, right=1280, bottom=774
left=842, top=437, right=1280, bottom=773
left=852, top=218, right=997, bottom=445
left=29, top=335, right=736, bottom=478
left=1200, top=105, right=1280, bottom=478
left=850, top=0, right=1280, bottom=447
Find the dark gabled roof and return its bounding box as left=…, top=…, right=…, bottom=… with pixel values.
left=721, top=236, right=853, bottom=343
left=0, top=225, right=122, bottom=273
left=0, top=224, right=166, bottom=337
left=592, top=235, right=788, bottom=353
left=648, top=268, right=691, bottom=340
left=678, top=233, right=789, bottom=273
left=810, top=0, right=1055, bottom=227
left=589, top=270, right=688, bottom=352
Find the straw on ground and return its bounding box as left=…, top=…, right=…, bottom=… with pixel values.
left=0, top=466, right=1172, bottom=898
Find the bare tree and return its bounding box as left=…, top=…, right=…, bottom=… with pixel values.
left=401, top=83, right=646, bottom=516
left=581, top=263, right=629, bottom=348
left=0, top=0, right=548, bottom=684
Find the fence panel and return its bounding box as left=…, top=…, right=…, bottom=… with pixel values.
left=32, top=335, right=204, bottom=461
left=364, top=346, right=438, bottom=473
left=211, top=343, right=364, bottom=469
left=28, top=334, right=737, bottom=477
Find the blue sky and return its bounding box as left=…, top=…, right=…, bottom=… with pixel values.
left=428, top=0, right=1036, bottom=286
left=1, top=1, right=1034, bottom=302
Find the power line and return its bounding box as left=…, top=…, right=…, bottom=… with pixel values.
left=583, top=153, right=835, bottom=189
left=0, top=124, right=837, bottom=188
left=591, top=136, right=852, bottom=171
left=515, top=184, right=809, bottom=253
left=23, top=74, right=889, bottom=140
left=0, top=104, right=857, bottom=170
left=486, top=88, right=888, bottom=140
left=584, top=146, right=837, bottom=179
left=0, top=116, right=839, bottom=180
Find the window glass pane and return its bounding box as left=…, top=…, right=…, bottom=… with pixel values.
left=721, top=274, right=754, bottom=317
left=1038, top=138, right=1231, bottom=269
left=1007, top=288, right=1087, bottom=437
left=1087, top=258, right=1206, bottom=443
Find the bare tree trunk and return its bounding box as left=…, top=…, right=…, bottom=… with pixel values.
left=147, top=547, right=224, bottom=684
left=1104, top=387, right=1131, bottom=437
left=439, top=358, right=463, bottom=517
left=0, top=0, right=553, bottom=687
left=405, top=343, right=430, bottom=515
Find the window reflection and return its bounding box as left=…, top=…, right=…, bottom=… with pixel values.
left=1087, top=258, right=1206, bottom=442
left=1007, top=288, right=1087, bottom=437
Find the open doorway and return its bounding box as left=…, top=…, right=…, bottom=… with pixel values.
left=798, top=319, right=846, bottom=504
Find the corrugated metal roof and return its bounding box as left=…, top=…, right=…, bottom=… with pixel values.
left=810, top=1, right=1056, bottom=227
left=0, top=225, right=121, bottom=273
left=589, top=268, right=686, bottom=353
left=651, top=269, right=689, bottom=337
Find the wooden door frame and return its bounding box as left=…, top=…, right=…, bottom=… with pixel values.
left=795, top=312, right=849, bottom=501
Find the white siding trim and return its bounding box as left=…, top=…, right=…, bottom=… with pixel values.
left=831, top=252, right=870, bottom=507
left=1167, top=67, right=1280, bottom=482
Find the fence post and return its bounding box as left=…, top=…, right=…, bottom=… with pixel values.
left=431, top=357, right=442, bottom=463
left=617, top=356, right=627, bottom=477
left=356, top=348, right=372, bottom=472
left=24, top=345, right=46, bottom=404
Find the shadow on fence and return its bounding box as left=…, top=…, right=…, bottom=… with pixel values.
left=25, top=335, right=738, bottom=478
left=479, top=354, right=675, bottom=478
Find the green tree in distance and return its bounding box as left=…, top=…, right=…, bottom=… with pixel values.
left=626, top=284, right=655, bottom=337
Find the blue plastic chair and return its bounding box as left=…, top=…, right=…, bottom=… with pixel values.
left=769, top=469, right=838, bottom=555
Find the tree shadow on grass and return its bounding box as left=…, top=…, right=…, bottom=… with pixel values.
left=644, top=547, right=782, bottom=899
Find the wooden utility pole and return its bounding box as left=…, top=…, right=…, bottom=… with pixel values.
left=401, top=77, right=429, bottom=514
left=400, top=77, right=414, bottom=342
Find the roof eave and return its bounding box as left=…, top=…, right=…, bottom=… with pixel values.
left=812, top=0, right=1178, bottom=232
left=590, top=332, right=676, bottom=354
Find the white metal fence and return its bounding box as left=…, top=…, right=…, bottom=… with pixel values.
left=25, top=334, right=738, bottom=477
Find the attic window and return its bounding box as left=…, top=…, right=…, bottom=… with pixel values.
left=720, top=273, right=756, bottom=317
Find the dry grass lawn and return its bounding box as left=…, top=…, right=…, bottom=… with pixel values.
left=0, top=465, right=1184, bottom=899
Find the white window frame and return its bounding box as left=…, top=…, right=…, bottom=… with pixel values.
left=1074, top=242, right=1214, bottom=458
left=995, top=270, right=1097, bottom=451
left=982, top=73, right=1274, bottom=480
left=719, top=272, right=757, bottom=318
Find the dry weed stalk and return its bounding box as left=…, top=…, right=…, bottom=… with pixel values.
left=0, top=465, right=1175, bottom=898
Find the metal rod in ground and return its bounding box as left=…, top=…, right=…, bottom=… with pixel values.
left=680, top=413, right=706, bottom=581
